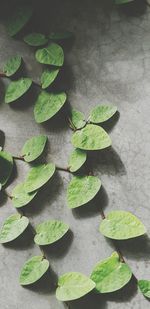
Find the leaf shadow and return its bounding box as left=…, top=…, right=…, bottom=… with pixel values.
left=67, top=291, right=107, bottom=309
left=118, top=0, right=147, bottom=17
left=3, top=226, right=34, bottom=250
left=7, top=85, right=38, bottom=111
left=0, top=129, right=5, bottom=148
left=100, top=111, right=120, bottom=134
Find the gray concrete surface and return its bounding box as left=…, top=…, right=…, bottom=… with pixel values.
left=0, top=0, right=150, bottom=308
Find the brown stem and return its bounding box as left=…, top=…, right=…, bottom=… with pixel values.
left=13, top=155, right=25, bottom=161
left=3, top=189, right=12, bottom=199
left=0, top=72, right=6, bottom=77
left=56, top=166, right=71, bottom=173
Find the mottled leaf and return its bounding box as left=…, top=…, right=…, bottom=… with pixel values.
left=41, top=68, right=59, bottom=89
left=12, top=183, right=37, bottom=208
left=21, top=135, right=47, bottom=162
left=69, top=149, right=87, bottom=172
left=49, top=31, right=73, bottom=40
left=24, top=33, right=48, bottom=46
left=34, top=220, right=69, bottom=245
left=3, top=55, right=22, bottom=77
left=5, top=78, right=32, bottom=104
left=0, top=214, right=29, bottom=243
left=35, top=43, right=64, bottom=66
left=89, top=105, right=117, bottom=124
left=20, top=255, right=49, bottom=285
left=0, top=150, right=13, bottom=186
left=138, top=280, right=150, bottom=298
left=69, top=109, right=86, bottom=129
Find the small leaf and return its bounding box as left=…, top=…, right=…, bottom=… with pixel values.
left=69, top=109, right=86, bottom=129
left=67, top=175, right=101, bottom=209
left=6, top=4, right=33, bottom=37
left=41, top=68, right=59, bottom=89
left=91, top=252, right=132, bottom=293
left=5, top=78, right=32, bottom=104
left=35, top=43, right=64, bottom=66
left=24, top=33, right=48, bottom=46
left=72, top=124, right=111, bottom=150
left=24, top=163, right=55, bottom=193
left=12, top=183, right=37, bottom=208
left=138, top=280, right=150, bottom=298
left=0, top=214, right=29, bottom=243
left=21, top=135, right=47, bottom=162
left=100, top=210, right=146, bottom=240
left=0, top=150, right=13, bottom=186
left=34, top=91, right=67, bottom=123
left=19, top=255, right=49, bottom=285
left=3, top=56, right=22, bottom=77
left=89, top=105, right=117, bottom=124
left=49, top=31, right=73, bottom=40
left=56, top=272, right=96, bottom=301
left=34, top=220, right=69, bottom=245
left=69, top=149, right=87, bottom=172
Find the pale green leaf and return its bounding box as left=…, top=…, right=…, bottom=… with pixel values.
left=24, top=33, right=48, bottom=46
left=69, top=109, right=86, bottom=129
left=89, top=105, right=117, bottom=124
left=35, top=43, right=64, bottom=66
left=68, top=149, right=87, bottom=172
left=3, top=56, right=22, bottom=77
left=67, top=175, right=101, bottom=209
left=91, top=252, right=132, bottom=293
left=138, top=280, right=150, bottom=298
left=49, top=31, right=73, bottom=40
left=41, top=68, right=59, bottom=89
left=12, top=183, right=37, bottom=208
left=5, top=78, right=32, bottom=104
left=56, top=272, right=96, bottom=301
left=20, top=255, right=49, bottom=285
left=72, top=124, right=111, bottom=150
left=0, top=214, right=29, bottom=243
left=21, top=135, right=47, bottom=162
left=100, top=210, right=146, bottom=240
left=0, top=150, right=13, bottom=186
left=34, top=220, right=69, bottom=245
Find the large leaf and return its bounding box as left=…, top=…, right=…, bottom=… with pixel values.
left=67, top=175, right=101, bottom=209
left=3, top=56, right=22, bottom=77
left=12, top=183, right=37, bottom=208
left=49, top=31, right=73, bottom=40
left=5, top=78, right=32, bottom=104
left=56, top=272, right=96, bottom=301
left=71, top=124, right=111, bottom=150
left=20, top=255, right=49, bottom=285
left=34, top=220, right=69, bottom=245
left=68, top=149, right=87, bottom=172
left=138, top=280, right=150, bottom=298
left=0, top=214, right=29, bottom=243
left=35, top=43, right=64, bottom=66
left=0, top=150, right=13, bottom=186
left=69, top=109, right=86, bottom=129
left=91, top=252, right=132, bottom=293
left=100, top=211, right=146, bottom=240
left=41, top=69, right=59, bottom=89
left=21, top=135, right=47, bottom=162
left=89, top=105, right=117, bottom=124
left=24, top=163, right=55, bottom=193
left=6, top=4, right=33, bottom=37
left=24, top=33, right=48, bottom=46
left=34, top=91, right=67, bottom=123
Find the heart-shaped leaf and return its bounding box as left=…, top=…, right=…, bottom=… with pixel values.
left=71, top=124, right=111, bottom=150
left=138, top=280, right=150, bottom=298
left=49, top=31, right=73, bottom=40
left=6, top=4, right=33, bottom=37
left=56, top=272, right=96, bottom=301
left=34, top=220, right=69, bottom=245
left=21, top=135, right=47, bottom=162
left=69, top=109, right=86, bottom=129
left=67, top=175, right=101, bottom=208
left=19, top=255, right=49, bottom=285
left=0, top=150, right=13, bottom=186
left=3, top=56, right=22, bottom=77
left=24, top=163, right=55, bottom=193
left=12, top=183, right=37, bottom=208
left=0, top=214, right=29, bottom=243
left=100, top=210, right=146, bottom=240
left=89, top=105, right=117, bottom=124
left=24, top=33, right=48, bottom=46
left=68, top=149, right=87, bottom=172
left=5, top=78, right=32, bottom=104
left=41, top=69, right=59, bottom=89
left=35, top=43, right=64, bottom=66
left=91, top=252, right=132, bottom=293
left=34, top=91, right=67, bottom=123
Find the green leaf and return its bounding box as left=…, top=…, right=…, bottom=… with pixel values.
left=72, top=124, right=111, bottom=151
left=49, top=31, right=73, bottom=40
left=12, top=183, right=37, bottom=208
left=0, top=150, right=13, bottom=186
left=67, top=175, right=101, bottom=209
left=69, top=109, right=86, bottom=129
left=3, top=56, right=22, bottom=77
left=34, top=91, right=67, bottom=123
left=0, top=214, right=29, bottom=243
left=24, top=33, right=48, bottom=46
left=100, top=210, right=146, bottom=240
left=68, top=149, right=87, bottom=172
left=138, top=280, right=150, bottom=298
left=56, top=272, right=96, bottom=301
left=89, top=105, right=117, bottom=124
left=35, top=43, right=64, bottom=66
left=24, top=163, right=55, bottom=193
left=21, top=135, right=47, bottom=162
left=41, top=69, right=59, bottom=89
left=5, top=78, right=32, bottom=104
left=19, top=255, right=49, bottom=286
left=34, top=220, right=69, bottom=245
left=115, top=0, right=134, bottom=4
left=6, top=4, right=33, bottom=37
left=91, top=252, right=132, bottom=293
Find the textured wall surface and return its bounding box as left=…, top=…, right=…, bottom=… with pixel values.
left=0, top=0, right=150, bottom=308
